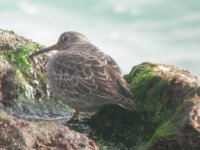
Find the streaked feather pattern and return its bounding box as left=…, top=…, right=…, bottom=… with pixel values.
left=28, top=32, right=136, bottom=112
left=46, top=43, right=134, bottom=111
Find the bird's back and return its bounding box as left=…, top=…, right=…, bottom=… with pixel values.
left=46, top=43, right=135, bottom=111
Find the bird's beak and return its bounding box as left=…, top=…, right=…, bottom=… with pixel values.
left=29, top=44, right=58, bottom=58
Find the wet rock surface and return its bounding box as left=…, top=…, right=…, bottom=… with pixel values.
left=0, top=29, right=200, bottom=149
left=0, top=110, right=98, bottom=150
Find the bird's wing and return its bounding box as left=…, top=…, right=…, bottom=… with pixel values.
left=102, top=54, right=121, bottom=74
left=51, top=52, right=129, bottom=100
left=103, top=54, right=132, bottom=97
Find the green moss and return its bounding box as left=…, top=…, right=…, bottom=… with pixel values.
left=123, top=63, right=183, bottom=149
left=0, top=43, right=45, bottom=100
left=0, top=42, right=71, bottom=118
left=2, top=43, right=42, bottom=78
left=152, top=121, right=174, bottom=139
left=131, top=65, right=180, bottom=120
left=137, top=100, right=191, bottom=150
left=147, top=120, right=174, bottom=148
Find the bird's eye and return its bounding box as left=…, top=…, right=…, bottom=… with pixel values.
left=62, top=36, right=68, bottom=42
left=61, top=36, right=68, bottom=43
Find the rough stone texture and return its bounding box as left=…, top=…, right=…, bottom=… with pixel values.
left=0, top=29, right=45, bottom=103
left=147, top=63, right=200, bottom=150
left=149, top=96, right=200, bottom=150
left=0, top=55, right=19, bottom=102
left=0, top=110, right=98, bottom=150
left=0, top=29, right=71, bottom=118
left=85, top=62, right=200, bottom=149
left=128, top=62, right=200, bottom=150
left=0, top=29, right=29, bottom=51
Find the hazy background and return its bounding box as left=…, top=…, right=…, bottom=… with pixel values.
left=0, top=0, right=200, bottom=76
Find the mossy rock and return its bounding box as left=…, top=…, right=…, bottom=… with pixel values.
left=85, top=62, right=200, bottom=149
left=0, top=29, right=70, bottom=119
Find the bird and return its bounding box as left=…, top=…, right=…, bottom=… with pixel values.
left=30, top=31, right=135, bottom=119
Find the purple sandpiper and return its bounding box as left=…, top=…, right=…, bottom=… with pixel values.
left=30, top=31, right=135, bottom=118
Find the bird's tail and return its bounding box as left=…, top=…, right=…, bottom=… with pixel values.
left=116, top=96, right=136, bottom=111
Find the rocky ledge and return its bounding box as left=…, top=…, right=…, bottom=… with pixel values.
left=0, top=29, right=199, bottom=150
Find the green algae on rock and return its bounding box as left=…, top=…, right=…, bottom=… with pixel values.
left=127, top=62, right=200, bottom=149
left=0, top=29, right=71, bottom=119
left=84, top=62, right=200, bottom=149
left=3, top=43, right=42, bottom=78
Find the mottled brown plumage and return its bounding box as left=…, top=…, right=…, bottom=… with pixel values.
left=30, top=31, right=135, bottom=114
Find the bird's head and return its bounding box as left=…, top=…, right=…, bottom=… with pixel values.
left=29, top=31, right=90, bottom=58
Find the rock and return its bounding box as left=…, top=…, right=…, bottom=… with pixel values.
left=126, top=62, right=200, bottom=149
left=0, top=55, right=18, bottom=102
left=0, top=29, right=29, bottom=51
left=0, top=29, right=70, bottom=118
left=0, top=110, right=98, bottom=150
left=85, top=62, right=200, bottom=149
